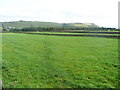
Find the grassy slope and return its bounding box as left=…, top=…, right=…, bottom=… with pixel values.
left=63, top=23, right=98, bottom=28
left=2, top=21, right=99, bottom=29
left=2, top=33, right=118, bottom=88
left=2, top=21, right=63, bottom=28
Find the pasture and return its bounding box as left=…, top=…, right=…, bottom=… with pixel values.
left=2, top=33, right=118, bottom=88
left=30, top=31, right=120, bottom=36
left=0, top=33, right=2, bottom=81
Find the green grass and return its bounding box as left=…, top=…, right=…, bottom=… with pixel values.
left=65, top=30, right=119, bottom=32
left=31, top=32, right=120, bottom=36
left=63, top=30, right=119, bottom=32
left=2, top=33, right=118, bottom=88
left=2, top=21, right=63, bottom=28
left=0, top=33, right=2, bottom=80
left=1, top=21, right=99, bottom=29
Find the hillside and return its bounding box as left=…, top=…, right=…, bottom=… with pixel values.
left=1, top=21, right=99, bottom=30
left=1, top=21, right=63, bottom=29
left=63, top=23, right=99, bottom=28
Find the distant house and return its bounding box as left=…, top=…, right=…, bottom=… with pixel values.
left=8, top=27, right=12, bottom=29
left=0, top=27, right=2, bottom=32
left=0, top=24, right=2, bottom=32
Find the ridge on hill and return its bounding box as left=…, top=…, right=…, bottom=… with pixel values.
left=1, top=21, right=63, bottom=29
left=1, top=20, right=99, bottom=30
left=63, top=23, right=99, bottom=28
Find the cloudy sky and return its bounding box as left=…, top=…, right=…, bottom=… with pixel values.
left=0, top=0, right=119, bottom=28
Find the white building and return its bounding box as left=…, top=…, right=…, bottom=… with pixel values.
left=0, top=24, right=2, bottom=33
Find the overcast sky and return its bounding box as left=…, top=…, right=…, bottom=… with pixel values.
left=0, top=0, right=119, bottom=28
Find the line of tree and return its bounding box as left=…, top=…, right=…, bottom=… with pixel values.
left=3, top=26, right=117, bottom=32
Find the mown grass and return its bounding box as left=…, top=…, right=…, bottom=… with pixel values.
left=2, top=33, right=118, bottom=88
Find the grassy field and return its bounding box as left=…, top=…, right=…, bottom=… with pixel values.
left=2, top=33, right=118, bottom=88
left=0, top=33, right=2, bottom=81
left=31, top=32, right=120, bottom=36
left=64, top=30, right=119, bottom=32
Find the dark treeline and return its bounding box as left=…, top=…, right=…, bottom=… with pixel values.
left=3, top=26, right=117, bottom=32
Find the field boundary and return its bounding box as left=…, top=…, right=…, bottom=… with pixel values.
left=64, top=31, right=120, bottom=34
left=24, top=33, right=120, bottom=38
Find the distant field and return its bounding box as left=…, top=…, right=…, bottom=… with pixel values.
left=63, top=30, right=119, bottom=32
left=2, top=33, right=118, bottom=88
left=31, top=32, right=120, bottom=36
left=0, top=33, right=2, bottom=81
